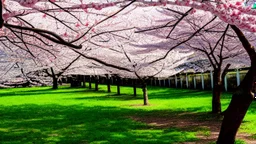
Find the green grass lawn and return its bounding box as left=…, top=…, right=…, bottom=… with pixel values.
left=0, top=84, right=255, bottom=143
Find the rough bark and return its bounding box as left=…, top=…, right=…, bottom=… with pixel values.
left=217, top=25, right=256, bottom=143
left=142, top=82, right=149, bottom=105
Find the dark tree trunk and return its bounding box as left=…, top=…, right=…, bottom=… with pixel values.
left=117, top=77, right=121, bottom=95
left=89, top=76, right=92, bottom=89
left=106, top=75, right=111, bottom=93
left=142, top=82, right=149, bottom=105
left=50, top=67, right=58, bottom=89
left=52, top=77, right=58, bottom=89
left=0, top=0, right=3, bottom=28
left=82, top=75, right=86, bottom=88
left=95, top=76, right=99, bottom=91
left=133, top=79, right=137, bottom=97
left=212, top=68, right=222, bottom=114
left=217, top=89, right=253, bottom=143
left=212, top=61, right=230, bottom=114
left=217, top=25, right=256, bottom=143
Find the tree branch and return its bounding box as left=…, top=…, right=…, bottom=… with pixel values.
left=4, top=23, right=82, bottom=49
left=149, top=16, right=217, bottom=64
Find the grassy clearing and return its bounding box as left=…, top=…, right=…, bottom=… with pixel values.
left=0, top=84, right=254, bottom=143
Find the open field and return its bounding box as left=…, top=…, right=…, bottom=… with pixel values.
left=0, top=84, right=256, bottom=143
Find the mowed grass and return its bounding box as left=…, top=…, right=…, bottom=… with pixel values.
left=0, top=84, right=255, bottom=144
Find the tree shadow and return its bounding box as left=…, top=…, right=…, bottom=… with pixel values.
left=67, top=87, right=231, bottom=103
left=70, top=94, right=141, bottom=101
left=0, top=86, right=89, bottom=97
left=0, top=85, right=241, bottom=143
left=0, top=104, right=206, bottom=144
left=148, top=88, right=232, bottom=100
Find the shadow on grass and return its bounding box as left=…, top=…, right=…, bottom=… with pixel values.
left=0, top=85, right=232, bottom=143
left=148, top=87, right=232, bottom=100
left=0, top=86, right=126, bottom=98
left=0, top=104, right=216, bottom=144
left=0, top=86, right=89, bottom=97
left=0, top=85, right=232, bottom=103
left=70, top=94, right=140, bottom=102
left=67, top=87, right=231, bottom=103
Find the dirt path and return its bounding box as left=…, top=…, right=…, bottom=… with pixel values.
left=131, top=112, right=256, bottom=144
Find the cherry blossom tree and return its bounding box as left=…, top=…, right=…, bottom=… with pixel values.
left=45, top=54, right=82, bottom=89
left=125, top=7, right=237, bottom=113
left=112, top=2, right=255, bottom=142
left=119, top=48, right=192, bottom=105
left=73, top=24, right=193, bottom=105
left=0, top=47, right=52, bottom=87
left=1, top=0, right=256, bottom=143
left=179, top=12, right=252, bottom=114
left=75, top=7, right=194, bottom=105
left=133, top=1, right=256, bottom=142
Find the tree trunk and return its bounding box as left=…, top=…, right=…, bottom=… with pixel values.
left=117, top=77, right=120, bottom=95
left=217, top=25, right=256, bottom=143
left=52, top=77, right=58, bottom=89
left=212, top=68, right=222, bottom=114
left=133, top=79, right=137, bottom=97
left=142, top=82, right=149, bottom=105
left=217, top=68, right=254, bottom=143
left=217, top=89, right=253, bottom=143
left=212, top=62, right=230, bottom=114
left=89, top=76, right=92, bottom=89
left=50, top=67, right=58, bottom=89
left=95, top=76, right=99, bottom=91
left=106, top=75, right=111, bottom=93
left=82, top=75, right=86, bottom=88
left=0, top=0, right=3, bottom=28
left=217, top=75, right=254, bottom=143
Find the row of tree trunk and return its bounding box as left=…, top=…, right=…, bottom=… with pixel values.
left=67, top=75, right=149, bottom=105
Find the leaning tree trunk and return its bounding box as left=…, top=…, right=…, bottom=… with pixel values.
left=50, top=67, right=58, bottom=89
left=217, top=71, right=254, bottom=143
left=217, top=25, right=256, bottom=143
left=142, top=82, right=149, bottom=105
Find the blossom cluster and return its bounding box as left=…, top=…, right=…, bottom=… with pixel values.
left=137, top=0, right=256, bottom=32
left=7, top=0, right=256, bottom=33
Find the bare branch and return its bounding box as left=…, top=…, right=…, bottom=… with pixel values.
left=72, top=49, right=132, bottom=72
left=4, top=23, right=82, bottom=49
left=58, top=55, right=82, bottom=77
left=149, top=16, right=217, bottom=64
left=71, top=0, right=136, bottom=43
left=166, top=8, right=193, bottom=38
